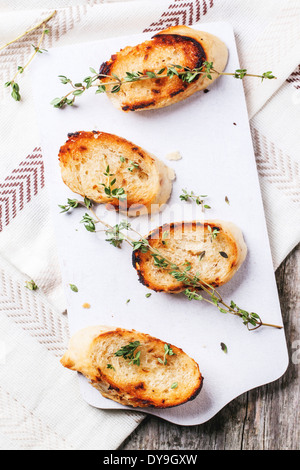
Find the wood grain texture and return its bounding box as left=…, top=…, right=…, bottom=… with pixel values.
left=120, top=244, right=300, bottom=450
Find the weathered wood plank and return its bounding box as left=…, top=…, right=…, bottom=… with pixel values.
left=120, top=244, right=300, bottom=450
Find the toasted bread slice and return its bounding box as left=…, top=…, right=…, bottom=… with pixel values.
left=58, top=131, right=173, bottom=215
left=99, top=25, right=228, bottom=112
left=132, top=220, right=247, bottom=293
left=61, top=325, right=203, bottom=408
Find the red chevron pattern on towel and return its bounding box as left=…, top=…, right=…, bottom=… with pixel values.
left=0, top=148, right=44, bottom=232
left=143, top=0, right=214, bottom=32
left=0, top=260, right=69, bottom=356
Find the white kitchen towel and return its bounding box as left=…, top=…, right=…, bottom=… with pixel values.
left=0, top=0, right=299, bottom=450
left=0, top=255, right=144, bottom=450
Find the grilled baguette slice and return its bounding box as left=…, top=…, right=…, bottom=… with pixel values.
left=61, top=325, right=203, bottom=408
left=99, top=25, right=228, bottom=112
left=58, top=131, right=173, bottom=215
left=132, top=220, right=247, bottom=293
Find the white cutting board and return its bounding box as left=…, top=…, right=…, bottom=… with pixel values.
left=31, top=22, right=288, bottom=425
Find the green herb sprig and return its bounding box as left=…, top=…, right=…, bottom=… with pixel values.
left=158, top=344, right=175, bottom=365
left=115, top=341, right=141, bottom=366
left=105, top=220, right=131, bottom=248
left=69, top=284, right=78, bottom=292
left=3, top=11, right=56, bottom=102
left=51, top=61, right=277, bottom=109
left=127, top=161, right=139, bottom=172
left=207, top=225, right=220, bottom=241
left=180, top=189, right=211, bottom=211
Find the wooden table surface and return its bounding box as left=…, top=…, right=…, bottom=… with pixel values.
left=120, top=244, right=300, bottom=451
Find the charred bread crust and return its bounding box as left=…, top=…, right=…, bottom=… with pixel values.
left=132, top=220, right=247, bottom=293
left=151, top=33, right=207, bottom=70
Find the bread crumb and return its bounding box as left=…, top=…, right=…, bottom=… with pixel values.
left=167, top=167, right=176, bottom=181
left=165, top=151, right=182, bottom=161
left=82, top=303, right=91, bottom=309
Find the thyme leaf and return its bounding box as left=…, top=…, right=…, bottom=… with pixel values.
left=115, top=341, right=141, bottom=366
left=69, top=284, right=78, bottom=292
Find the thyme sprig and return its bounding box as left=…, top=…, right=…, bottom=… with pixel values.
left=105, top=220, right=131, bottom=248
left=58, top=197, right=283, bottom=331
left=180, top=189, right=211, bottom=212
left=115, top=341, right=141, bottom=366
left=100, top=165, right=126, bottom=201
left=51, top=61, right=276, bottom=108
left=25, top=280, right=38, bottom=291
left=3, top=11, right=56, bottom=102
left=207, top=224, right=220, bottom=241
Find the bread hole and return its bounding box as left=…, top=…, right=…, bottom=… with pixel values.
left=138, top=171, right=149, bottom=181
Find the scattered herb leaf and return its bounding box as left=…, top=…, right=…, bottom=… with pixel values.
left=25, top=280, right=38, bottom=291
left=180, top=189, right=210, bottom=212
left=115, top=341, right=141, bottom=366
left=69, top=284, right=78, bottom=292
